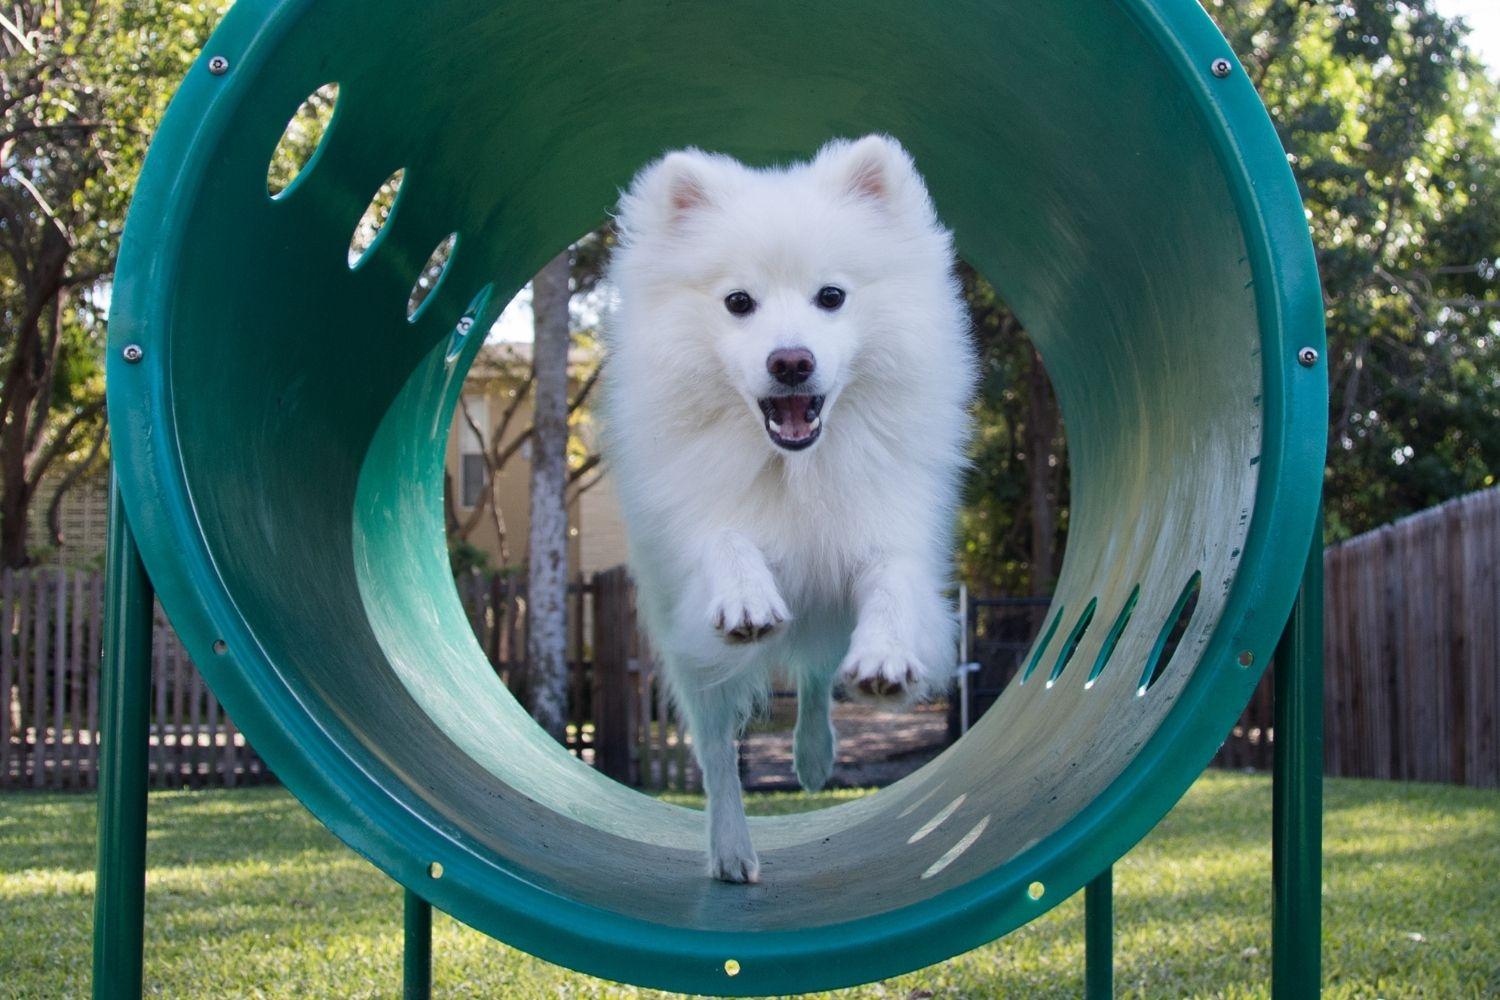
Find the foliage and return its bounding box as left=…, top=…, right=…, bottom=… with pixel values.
left=446, top=537, right=492, bottom=577
left=957, top=264, right=1066, bottom=594
left=959, top=0, right=1500, bottom=592
left=2, top=773, right=1495, bottom=996
left=0, top=0, right=228, bottom=564
left=1208, top=0, right=1500, bottom=541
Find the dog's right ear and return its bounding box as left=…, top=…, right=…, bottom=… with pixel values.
left=618, top=150, right=720, bottom=238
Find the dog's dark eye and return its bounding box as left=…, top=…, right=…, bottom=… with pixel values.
left=815, top=285, right=846, bottom=311
left=724, top=291, right=756, bottom=316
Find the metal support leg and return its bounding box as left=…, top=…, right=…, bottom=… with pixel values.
left=92, top=480, right=155, bottom=1000
left=1085, top=866, right=1113, bottom=998
left=1272, top=522, right=1323, bottom=997
left=404, top=889, right=432, bottom=999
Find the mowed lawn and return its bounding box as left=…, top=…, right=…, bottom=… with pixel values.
left=2, top=772, right=1496, bottom=998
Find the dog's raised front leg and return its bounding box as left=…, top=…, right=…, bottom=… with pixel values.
left=793, top=670, right=836, bottom=791
left=838, top=556, right=955, bottom=703
left=702, top=530, right=789, bottom=644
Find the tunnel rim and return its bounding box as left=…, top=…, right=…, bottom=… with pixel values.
left=103, top=0, right=1326, bottom=993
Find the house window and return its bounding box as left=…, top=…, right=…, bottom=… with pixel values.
left=460, top=394, right=489, bottom=509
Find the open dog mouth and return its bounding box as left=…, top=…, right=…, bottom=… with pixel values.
left=757, top=394, right=825, bottom=450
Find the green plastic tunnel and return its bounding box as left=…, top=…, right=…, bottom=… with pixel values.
left=106, top=0, right=1326, bottom=994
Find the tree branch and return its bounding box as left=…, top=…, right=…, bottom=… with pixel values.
left=25, top=396, right=104, bottom=488
left=567, top=360, right=603, bottom=415
left=567, top=452, right=602, bottom=487
left=566, top=467, right=606, bottom=507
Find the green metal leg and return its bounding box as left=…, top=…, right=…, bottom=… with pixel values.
left=92, top=480, right=155, bottom=1000
left=404, top=889, right=432, bottom=999
left=1272, top=522, right=1323, bottom=998
left=1085, top=866, right=1113, bottom=998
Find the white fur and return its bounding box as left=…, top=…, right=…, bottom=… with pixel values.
left=600, top=135, right=976, bottom=882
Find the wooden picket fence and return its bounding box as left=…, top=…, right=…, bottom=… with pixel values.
left=589, top=567, right=700, bottom=792
left=2, top=565, right=697, bottom=792
left=452, top=568, right=698, bottom=790
left=1213, top=486, right=1500, bottom=788
left=16, top=487, right=1493, bottom=794
left=0, top=568, right=272, bottom=790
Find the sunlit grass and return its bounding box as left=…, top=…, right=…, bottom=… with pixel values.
left=2, top=773, right=1495, bottom=997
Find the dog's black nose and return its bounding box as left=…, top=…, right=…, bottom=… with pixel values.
left=767, top=348, right=815, bottom=387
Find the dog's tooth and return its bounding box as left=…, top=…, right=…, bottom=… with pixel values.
left=809, top=415, right=821, bottom=429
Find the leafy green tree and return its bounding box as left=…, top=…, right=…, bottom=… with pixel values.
left=961, top=0, right=1500, bottom=594
left=1208, top=0, right=1500, bottom=540
left=0, top=0, right=228, bottom=565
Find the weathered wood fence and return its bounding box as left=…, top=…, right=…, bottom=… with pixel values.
left=13, top=486, right=1493, bottom=793
left=4, top=566, right=697, bottom=792
left=0, top=568, right=272, bottom=790
left=454, top=567, right=698, bottom=791
left=1214, top=486, right=1499, bottom=788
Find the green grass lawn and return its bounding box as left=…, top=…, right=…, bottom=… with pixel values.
left=2, top=772, right=1496, bottom=998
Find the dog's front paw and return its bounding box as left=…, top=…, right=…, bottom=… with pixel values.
left=838, top=642, right=929, bottom=703
left=709, top=835, right=761, bottom=884
left=709, top=583, right=789, bottom=645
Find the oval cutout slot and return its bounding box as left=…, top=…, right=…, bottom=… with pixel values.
left=1047, top=598, right=1097, bottom=686
left=1086, top=585, right=1140, bottom=687
left=407, top=233, right=459, bottom=321
left=349, top=168, right=406, bottom=268
left=266, top=83, right=339, bottom=199
left=1019, top=605, right=1065, bottom=685
left=1138, top=572, right=1203, bottom=695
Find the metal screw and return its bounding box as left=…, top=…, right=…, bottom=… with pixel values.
left=1238, top=650, right=1255, bottom=667
left=208, top=55, right=230, bottom=75
left=1027, top=881, right=1046, bottom=901
left=723, top=960, right=741, bottom=977
left=428, top=861, right=444, bottom=879
left=1211, top=57, right=1233, bottom=78
left=1298, top=346, right=1319, bottom=367
left=122, top=344, right=144, bottom=364
left=455, top=316, right=475, bottom=336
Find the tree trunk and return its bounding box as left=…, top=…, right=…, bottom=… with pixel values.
left=1026, top=347, right=1059, bottom=595
left=0, top=234, right=71, bottom=568
left=526, top=251, right=572, bottom=742
left=0, top=304, right=47, bottom=569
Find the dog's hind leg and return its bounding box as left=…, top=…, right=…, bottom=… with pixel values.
left=793, top=670, right=836, bottom=791
left=680, top=678, right=761, bottom=883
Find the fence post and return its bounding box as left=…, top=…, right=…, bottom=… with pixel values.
left=592, top=569, right=632, bottom=781
left=1272, top=516, right=1324, bottom=998
left=92, top=480, right=155, bottom=1000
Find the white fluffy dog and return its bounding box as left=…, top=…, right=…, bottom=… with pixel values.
left=600, top=135, right=976, bottom=882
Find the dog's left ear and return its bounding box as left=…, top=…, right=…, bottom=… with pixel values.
left=816, top=134, right=931, bottom=216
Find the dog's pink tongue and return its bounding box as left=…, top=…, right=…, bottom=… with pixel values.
left=774, top=395, right=814, bottom=439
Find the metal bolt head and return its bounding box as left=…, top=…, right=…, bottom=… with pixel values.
left=1298, top=346, right=1319, bottom=367
left=208, top=55, right=230, bottom=75
left=122, top=344, right=144, bottom=364
left=455, top=316, right=475, bottom=336
left=1238, top=650, right=1255, bottom=667
left=1211, top=57, right=1233, bottom=78
left=428, top=861, right=443, bottom=879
